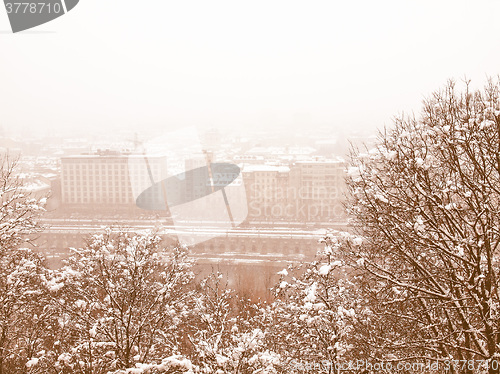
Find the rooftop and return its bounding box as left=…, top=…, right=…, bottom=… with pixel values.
left=243, top=164, right=290, bottom=173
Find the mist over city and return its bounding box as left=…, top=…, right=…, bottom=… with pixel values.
left=1, top=1, right=500, bottom=373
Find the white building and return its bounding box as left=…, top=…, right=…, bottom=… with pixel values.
left=61, top=151, right=167, bottom=206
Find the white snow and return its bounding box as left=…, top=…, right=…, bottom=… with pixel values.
left=26, top=358, right=39, bottom=368
left=318, top=264, right=331, bottom=276
left=277, top=269, right=288, bottom=276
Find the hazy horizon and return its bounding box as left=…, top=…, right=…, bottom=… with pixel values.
left=1, top=0, right=500, bottom=138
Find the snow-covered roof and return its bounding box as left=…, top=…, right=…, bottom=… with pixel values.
left=246, top=146, right=316, bottom=155
left=21, top=181, right=50, bottom=192
left=243, top=164, right=290, bottom=173
left=41, top=173, right=58, bottom=178
left=295, top=158, right=346, bottom=165
left=62, top=153, right=166, bottom=159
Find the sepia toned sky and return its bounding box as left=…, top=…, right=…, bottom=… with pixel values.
left=1, top=0, right=500, bottom=137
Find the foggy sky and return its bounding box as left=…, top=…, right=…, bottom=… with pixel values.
left=1, top=0, right=500, bottom=138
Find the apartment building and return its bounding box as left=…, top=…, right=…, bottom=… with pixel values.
left=243, top=158, right=347, bottom=221
left=243, top=165, right=290, bottom=219
left=61, top=150, right=167, bottom=206
left=289, top=159, right=347, bottom=220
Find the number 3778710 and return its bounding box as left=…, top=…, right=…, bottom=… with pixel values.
left=5, top=2, right=63, bottom=14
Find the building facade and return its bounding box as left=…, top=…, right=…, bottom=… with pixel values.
left=289, top=159, right=347, bottom=221
left=243, top=158, right=347, bottom=222
left=61, top=151, right=167, bottom=206
left=243, top=165, right=290, bottom=220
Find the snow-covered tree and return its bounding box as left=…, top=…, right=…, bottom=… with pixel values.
left=345, top=79, right=500, bottom=373
left=0, top=248, right=60, bottom=374
left=109, top=355, right=195, bottom=374
left=0, top=154, right=52, bottom=374
left=47, top=230, right=194, bottom=374
left=184, top=272, right=281, bottom=374
left=0, top=155, right=44, bottom=251
left=264, top=234, right=365, bottom=374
